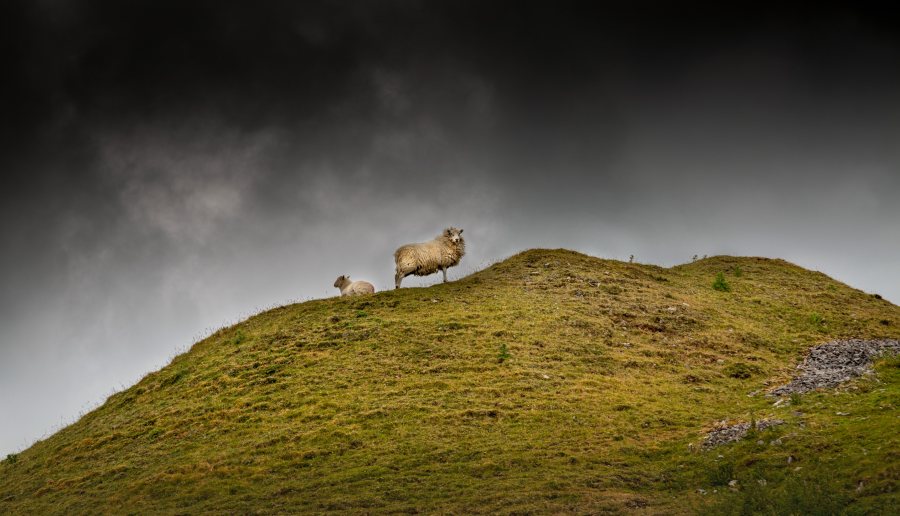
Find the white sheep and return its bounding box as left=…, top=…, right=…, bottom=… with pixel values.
left=393, top=227, right=465, bottom=289
left=333, top=275, right=375, bottom=297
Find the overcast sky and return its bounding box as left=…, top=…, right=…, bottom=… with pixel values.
left=1, top=1, right=898, bottom=456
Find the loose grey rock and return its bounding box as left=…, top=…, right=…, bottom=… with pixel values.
left=770, top=339, right=900, bottom=396
left=702, top=419, right=785, bottom=449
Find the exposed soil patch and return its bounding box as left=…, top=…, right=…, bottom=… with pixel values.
left=770, top=339, right=900, bottom=396
left=703, top=419, right=784, bottom=449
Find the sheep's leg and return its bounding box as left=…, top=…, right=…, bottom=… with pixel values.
left=441, top=267, right=448, bottom=283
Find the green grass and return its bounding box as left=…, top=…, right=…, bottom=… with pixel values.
left=497, top=343, right=510, bottom=363
left=1, top=249, right=898, bottom=514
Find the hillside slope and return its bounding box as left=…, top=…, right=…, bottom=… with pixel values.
left=2, top=249, right=899, bottom=514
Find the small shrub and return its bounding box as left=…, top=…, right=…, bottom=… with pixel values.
left=733, top=266, right=743, bottom=277
left=3, top=453, right=18, bottom=465
left=747, top=413, right=758, bottom=438
left=497, top=343, right=510, bottom=363
left=713, top=272, right=731, bottom=292
left=355, top=310, right=368, bottom=318
left=232, top=330, right=246, bottom=345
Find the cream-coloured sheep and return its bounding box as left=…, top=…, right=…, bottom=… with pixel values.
left=393, top=227, right=465, bottom=289
left=334, top=275, right=375, bottom=296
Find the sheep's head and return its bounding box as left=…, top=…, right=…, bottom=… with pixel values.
left=334, top=275, right=348, bottom=288
left=444, top=227, right=464, bottom=244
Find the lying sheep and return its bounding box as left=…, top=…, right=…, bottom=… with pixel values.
left=394, top=227, right=465, bottom=289
left=333, top=275, right=375, bottom=296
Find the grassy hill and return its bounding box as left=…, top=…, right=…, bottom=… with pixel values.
left=2, top=249, right=898, bottom=514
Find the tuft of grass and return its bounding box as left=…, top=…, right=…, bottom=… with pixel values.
left=707, top=460, right=735, bottom=487
left=497, top=343, right=510, bottom=363
left=808, top=312, right=824, bottom=326
left=713, top=272, right=731, bottom=292
left=724, top=362, right=760, bottom=379
left=733, top=265, right=743, bottom=277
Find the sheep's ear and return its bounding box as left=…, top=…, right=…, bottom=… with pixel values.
left=459, top=229, right=463, bottom=233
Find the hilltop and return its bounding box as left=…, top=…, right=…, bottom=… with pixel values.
left=2, top=249, right=898, bottom=514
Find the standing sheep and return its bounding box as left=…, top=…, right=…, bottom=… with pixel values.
left=334, top=275, right=375, bottom=297
left=394, top=227, right=465, bottom=289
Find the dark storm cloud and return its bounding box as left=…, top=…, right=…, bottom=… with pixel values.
left=2, top=1, right=899, bottom=454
